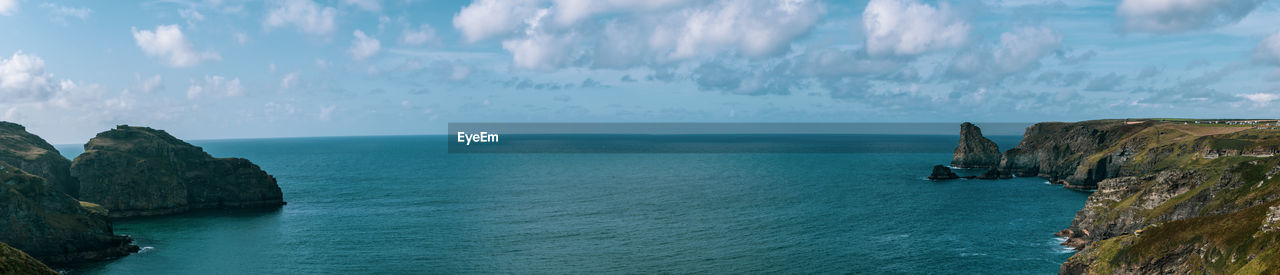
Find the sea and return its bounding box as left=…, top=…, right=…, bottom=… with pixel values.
left=57, top=134, right=1089, bottom=274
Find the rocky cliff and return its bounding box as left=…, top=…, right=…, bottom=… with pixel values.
left=998, top=120, right=1153, bottom=189
left=0, top=121, right=78, bottom=197
left=1053, top=126, right=1280, bottom=274
left=0, top=242, right=57, bottom=275
left=951, top=122, right=1002, bottom=168
left=70, top=125, right=285, bottom=218
left=942, top=120, right=1280, bottom=273
left=0, top=162, right=137, bottom=266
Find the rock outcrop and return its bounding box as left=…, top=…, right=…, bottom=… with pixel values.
left=70, top=125, right=285, bottom=218
left=0, top=162, right=137, bottom=266
left=998, top=120, right=1152, bottom=189
left=0, top=242, right=57, bottom=275
left=951, top=122, right=1002, bottom=168
left=928, top=165, right=959, bottom=180
left=0, top=121, right=78, bottom=197
left=1042, top=123, right=1280, bottom=273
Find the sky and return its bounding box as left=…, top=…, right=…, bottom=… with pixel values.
left=2, top=0, right=1280, bottom=144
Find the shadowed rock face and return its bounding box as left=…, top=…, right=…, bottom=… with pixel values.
left=0, top=162, right=137, bottom=266
left=951, top=122, right=1002, bottom=168
left=71, top=125, right=285, bottom=218
left=0, top=242, right=57, bottom=275
left=0, top=121, right=78, bottom=197
left=928, top=165, right=959, bottom=180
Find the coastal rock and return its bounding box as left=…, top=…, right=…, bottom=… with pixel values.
left=0, top=162, right=137, bottom=266
left=0, top=121, right=78, bottom=197
left=975, top=168, right=1010, bottom=179
left=928, top=165, right=959, bottom=180
left=0, top=242, right=57, bottom=275
left=951, top=122, right=1002, bottom=168
left=70, top=125, right=285, bottom=218
left=998, top=120, right=1152, bottom=188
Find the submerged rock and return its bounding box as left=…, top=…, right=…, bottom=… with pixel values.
left=71, top=125, right=285, bottom=218
left=0, top=121, right=78, bottom=197
left=0, top=242, right=57, bottom=275
left=951, top=122, right=1002, bottom=169
left=928, top=165, right=959, bottom=180
left=0, top=162, right=137, bottom=266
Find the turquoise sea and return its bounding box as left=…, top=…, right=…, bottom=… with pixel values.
left=58, top=135, right=1089, bottom=274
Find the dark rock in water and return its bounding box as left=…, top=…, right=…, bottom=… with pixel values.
left=0, top=242, right=57, bottom=275
left=0, top=162, right=137, bottom=266
left=928, top=165, right=959, bottom=180
left=975, top=167, right=1011, bottom=179
left=0, top=121, right=78, bottom=197
left=70, top=125, right=285, bottom=218
left=951, top=122, right=1001, bottom=169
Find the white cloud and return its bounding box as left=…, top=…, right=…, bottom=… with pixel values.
left=179, top=8, right=205, bottom=27
left=40, top=3, right=92, bottom=23
left=264, top=0, right=338, bottom=35
left=455, top=0, right=824, bottom=69
left=315, top=58, right=331, bottom=69
left=992, top=26, right=1062, bottom=72
left=280, top=72, right=301, bottom=89
left=186, top=75, right=243, bottom=99
left=318, top=104, right=336, bottom=120
left=0, top=51, right=56, bottom=100
left=0, top=0, right=16, bottom=16
left=501, top=9, right=574, bottom=69
left=134, top=74, right=164, bottom=93
left=1240, top=93, right=1280, bottom=105
left=1255, top=32, right=1280, bottom=65
left=400, top=24, right=437, bottom=46
left=132, top=25, right=220, bottom=67
left=862, top=0, right=970, bottom=56
left=348, top=30, right=381, bottom=61
left=453, top=0, right=539, bottom=43
left=234, top=32, right=250, bottom=45
left=342, top=0, right=381, bottom=11
left=1117, top=0, right=1264, bottom=33
left=651, top=0, right=825, bottom=60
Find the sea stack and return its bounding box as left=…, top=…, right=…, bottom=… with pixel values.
left=0, top=162, right=138, bottom=266
left=951, top=122, right=1001, bottom=168
left=0, top=121, right=78, bottom=197
left=70, top=125, right=285, bottom=218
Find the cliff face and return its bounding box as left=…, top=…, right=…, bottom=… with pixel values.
left=70, top=125, right=285, bottom=218
left=0, top=242, right=57, bottom=275
left=0, top=121, right=78, bottom=197
left=951, top=122, right=1002, bottom=168
left=1043, top=124, right=1280, bottom=273
left=998, top=120, right=1153, bottom=189
left=0, top=162, right=137, bottom=266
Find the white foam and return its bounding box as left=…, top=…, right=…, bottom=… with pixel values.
left=139, top=246, right=155, bottom=253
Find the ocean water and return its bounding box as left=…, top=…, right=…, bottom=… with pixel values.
left=56, top=135, right=1089, bottom=274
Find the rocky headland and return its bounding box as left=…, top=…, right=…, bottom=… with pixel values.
left=71, top=125, right=285, bottom=218
left=0, top=162, right=137, bottom=266
left=937, top=119, right=1280, bottom=273
left=0, top=122, right=78, bottom=197
left=1, top=121, right=285, bottom=269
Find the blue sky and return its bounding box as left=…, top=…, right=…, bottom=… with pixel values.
left=2, top=0, right=1280, bottom=143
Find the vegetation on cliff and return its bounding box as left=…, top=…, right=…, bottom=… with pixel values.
left=981, top=119, right=1280, bottom=273
left=0, top=242, right=56, bottom=275
left=71, top=125, right=285, bottom=218
left=0, top=121, right=78, bottom=197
